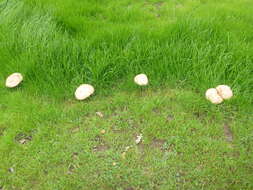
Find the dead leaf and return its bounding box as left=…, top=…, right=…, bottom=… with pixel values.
left=19, top=139, right=27, bottom=144
left=15, top=133, right=32, bottom=144
left=135, top=134, right=143, bottom=144
left=224, top=124, right=233, bottom=142
left=96, top=112, right=104, bottom=118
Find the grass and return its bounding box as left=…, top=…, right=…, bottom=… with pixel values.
left=0, top=0, right=252, bottom=99
left=0, top=0, right=253, bottom=189
left=1, top=88, right=252, bottom=189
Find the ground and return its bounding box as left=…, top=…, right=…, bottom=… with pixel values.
left=0, top=0, right=253, bottom=189
left=0, top=87, right=252, bottom=189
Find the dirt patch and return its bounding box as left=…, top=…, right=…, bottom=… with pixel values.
left=224, top=124, right=233, bottom=143
left=152, top=138, right=176, bottom=153
left=93, top=135, right=110, bottom=152
left=136, top=140, right=176, bottom=162
left=151, top=138, right=166, bottom=150
left=93, top=144, right=110, bottom=152
left=137, top=138, right=173, bottom=153
left=167, top=114, right=174, bottom=122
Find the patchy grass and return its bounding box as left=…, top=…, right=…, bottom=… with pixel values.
left=0, top=88, right=252, bottom=189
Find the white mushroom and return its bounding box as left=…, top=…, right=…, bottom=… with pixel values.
left=216, top=85, right=233, bottom=100
left=5, top=73, right=23, bottom=88
left=205, top=88, right=223, bottom=104
left=134, top=74, right=148, bottom=86
left=74, top=84, right=94, bottom=100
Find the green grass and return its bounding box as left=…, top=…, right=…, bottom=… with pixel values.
left=0, top=0, right=252, bottom=99
left=0, top=88, right=252, bottom=190
left=0, top=0, right=253, bottom=189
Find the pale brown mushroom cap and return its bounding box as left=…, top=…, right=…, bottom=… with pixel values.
left=75, top=84, right=95, bottom=100
left=209, top=94, right=223, bottom=104
left=5, top=73, right=23, bottom=88
left=205, top=88, right=223, bottom=104
left=205, top=88, right=217, bottom=100
left=134, top=74, right=148, bottom=86
left=216, top=85, right=233, bottom=100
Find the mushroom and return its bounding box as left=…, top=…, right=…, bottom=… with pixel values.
left=216, top=85, right=233, bottom=100
left=74, top=84, right=94, bottom=100
left=205, top=88, right=223, bottom=104
left=5, top=73, right=23, bottom=88
left=134, top=74, right=148, bottom=86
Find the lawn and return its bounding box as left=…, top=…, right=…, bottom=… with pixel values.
left=0, top=0, right=253, bottom=189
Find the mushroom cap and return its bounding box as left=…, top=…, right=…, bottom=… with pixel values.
left=5, top=73, right=23, bottom=88
left=75, top=84, right=95, bottom=100
left=205, top=88, right=218, bottom=100
left=209, top=94, right=223, bottom=104
left=205, top=88, right=223, bottom=104
left=134, top=74, right=148, bottom=86
left=216, top=85, right=233, bottom=100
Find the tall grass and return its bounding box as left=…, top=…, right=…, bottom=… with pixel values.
left=0, top=0, right=252, bottom=101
